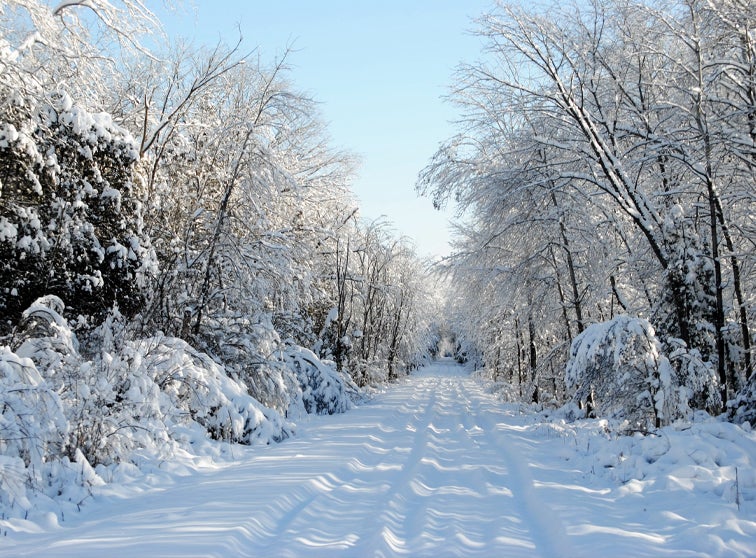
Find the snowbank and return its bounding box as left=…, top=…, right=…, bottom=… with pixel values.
left=473, top=363, right=756, bottom=536
left=540, top=408, right=756, bottom=515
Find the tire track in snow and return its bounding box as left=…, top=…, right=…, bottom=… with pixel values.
left=476, top=401, right=576, bottom=558
left=418, top=375, right=516, bottom=552
left=252, top=376, right=440, bottom=556
left=353, top=363, right=552, bottom=557
left=443, top=369, right=575, bottom=557
left=348, top=378, right=438, bottom=555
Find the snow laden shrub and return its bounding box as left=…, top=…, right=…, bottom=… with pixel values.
left=207, top=314, right=358, bottom=419
left=11, top=294, right=80, bottom=368
left=352, top=359, right=390, bottom=387
left=285, top=346, right=358, bottom=416
left=12, top=297, right=77, bottom=458
left=0, top=347, right=67, bottom=473
left=729, top=373, right=756, bottom=425
left=0, top=84, right=155, bottom=329
left=138, top=336, right=291, bottom=445
left=0, top=347, right=96, bottom=516
left=11, top=296, right=160, bottom=465
left=666, top=337, right=721, bottom=414
left=566, top=315, right=683, bottom=430
left=207, top=315, right=294, bottom=415
left=11, top=297, right=290, bottom=467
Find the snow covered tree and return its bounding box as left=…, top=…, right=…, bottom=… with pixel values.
left=566, top=315, right=683, bottom=430
left=313, top=218, right=436, bottom=386
left=0, top=59, right=154, bottom=329
left=419, top=0, right=755, bottom=416
left=0, top=0, right=164, bottom=333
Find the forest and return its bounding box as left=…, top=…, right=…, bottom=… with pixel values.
left=420, top=0, right=756, bottom=428
left=0, top=0, right=755, bottom=522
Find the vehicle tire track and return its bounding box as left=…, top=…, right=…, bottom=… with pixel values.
left=476, top=402, right=576, bottom=558
left=348, top=381, right=438, bottom=555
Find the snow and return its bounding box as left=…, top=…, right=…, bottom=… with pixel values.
left=0, top=361, right=756, bottom=556
left=0, top=121, right=19, bottom=148
left=0, top=216, right=18, bottom=242
left=3, top=361, right=756, bottom=557
left=566, top=315, right=683, bottom=428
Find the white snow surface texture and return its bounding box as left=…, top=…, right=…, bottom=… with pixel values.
left=4, top=361, right=756, bottom=557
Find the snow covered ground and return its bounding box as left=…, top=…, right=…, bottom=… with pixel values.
left=3, top=360, right=756, bottom=557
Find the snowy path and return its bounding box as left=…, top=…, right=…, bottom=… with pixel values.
left=5, top=360, right=755, bottom=557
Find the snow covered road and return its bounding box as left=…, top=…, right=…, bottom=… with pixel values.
left=5, top=360, right=756, bottom=557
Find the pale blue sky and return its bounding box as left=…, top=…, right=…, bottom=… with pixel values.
left=157, top=1, right=494, bottom=258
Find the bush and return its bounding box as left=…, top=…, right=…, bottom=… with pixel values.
left=566, top=315, right=683, bottom=430
left=0, top=86, right=155, bottom=328
left=0, top=346, right=67, bottom=468
left=9, top=296, right=292, bottom=468
left=0, top=295, right=360, bottom=519
left=139, top=336, right=291, bottom=445
left=729, top=373, right=756, bottom=425
left=285, top=345, right=358, bottom=415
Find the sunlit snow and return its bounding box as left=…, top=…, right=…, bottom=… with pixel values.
left=4, top=361, right=755, bottom=557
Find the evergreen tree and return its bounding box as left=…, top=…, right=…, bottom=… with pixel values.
left=0, top=86, right=154, bottom=328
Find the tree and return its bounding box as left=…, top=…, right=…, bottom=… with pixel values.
left=419, top=0, right=755, bottom=415
left=566, top=315, right=682, bottom=429
left=0, top=62, right=154, bottom=328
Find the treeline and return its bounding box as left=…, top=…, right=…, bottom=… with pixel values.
left=420, top=0, right=755, bottom=427
left=0, top=0, right=435, bottom=508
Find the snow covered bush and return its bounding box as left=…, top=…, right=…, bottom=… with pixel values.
left=666, top=337, right=721, bottom=414
left=0, top=347, right=101, bottom=516
left=138, top=336, right=291, bottom=446
left=0, top=81, right=155, bottom=328
left=730, top=373, right=756, bottom=426
left=12, top=295, right=79, bottom=368
left=0, top=295, right=304, bottom=518
left=11, top=296, right=164, bottom=465
left=285, top=345, right=358, bottom=416
left=9, top=297, right=292, bottom=466
left=207, top=316, right=294, bottom=416
left=206, top=315, right=359, bottom=419
left=566, top=315, right=683, bottom=430
left=0, top=346, right=67, bottom=470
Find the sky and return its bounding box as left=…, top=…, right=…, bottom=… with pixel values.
left=156, top=1, right=495, bottom=259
